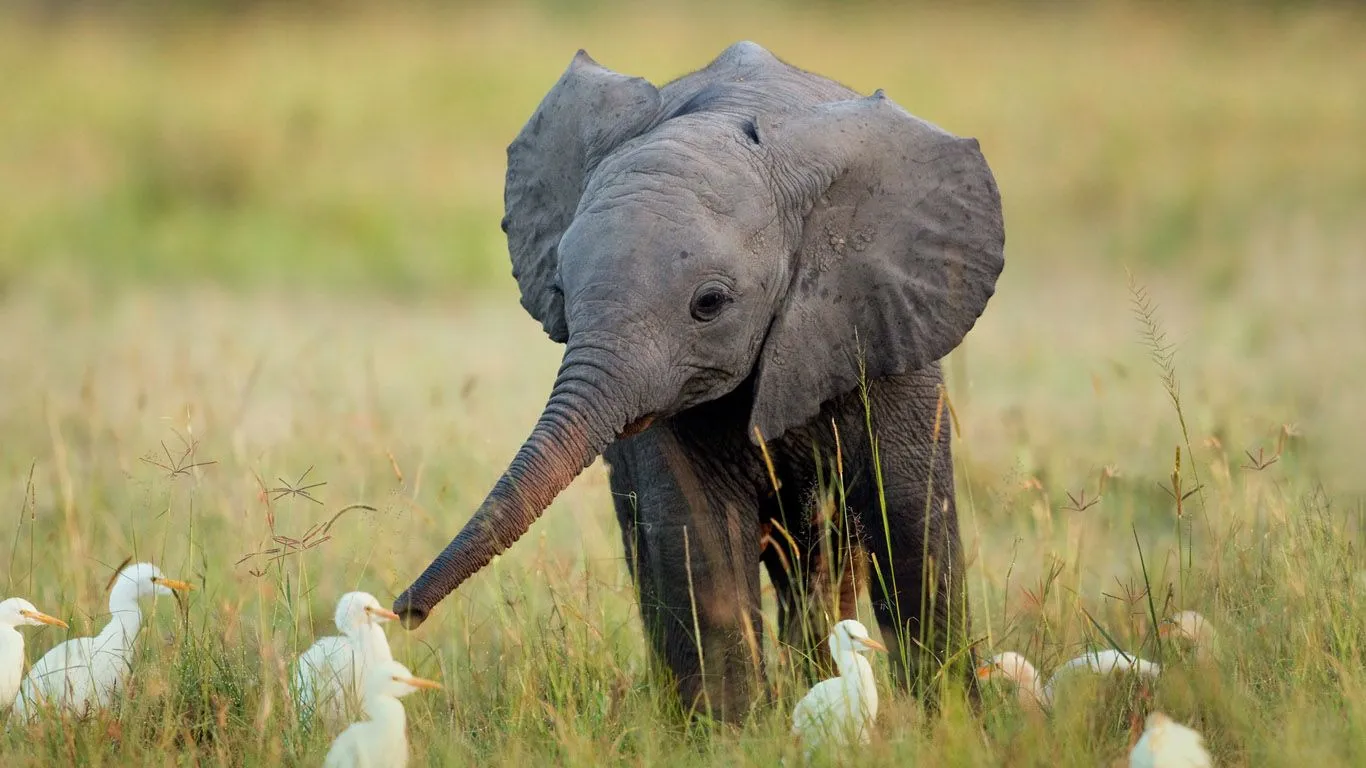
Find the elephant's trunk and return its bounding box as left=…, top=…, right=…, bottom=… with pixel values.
left=394, top=344, right=644, bottom=628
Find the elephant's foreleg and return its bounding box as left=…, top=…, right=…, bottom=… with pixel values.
left=638, top=514, right=765, bottom=723
left=606, top=441, right=767, bottom=723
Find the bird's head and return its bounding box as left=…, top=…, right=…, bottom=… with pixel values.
left=335, top=592, right=401, bottom=634
left=830, top=619, right=887, bottom=658
left=976, top=651, right=1039, bottom=688
left=976, top=651, right=1051, bottom=711
left=365, top=660, right=443, bottom=701
left=0, top=597, right=67, bottom=630
left=108, top=561, right=194, bottom=602
left=1158, top=610, right=1215, bottom=646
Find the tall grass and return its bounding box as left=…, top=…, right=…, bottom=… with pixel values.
left=0, top=263, right=1361, bottom=764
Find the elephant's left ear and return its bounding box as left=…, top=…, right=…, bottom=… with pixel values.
left=750, top=92, right=1005, bottom=443
left=504, top=51, right=662, bottom=343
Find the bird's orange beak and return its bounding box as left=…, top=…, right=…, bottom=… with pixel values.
left=395, top=675, right=443, bottom=691
left=1157, top=622, right=1174, bottom=638
left=20, top=609, right=68, bottom=629
left=860, top=637, right=888, bottom=653
left=366, top=606, right=402, bottom=621
left=152, top=577, right=194, bottom=592
left=975, top=664, right=994, bottom=680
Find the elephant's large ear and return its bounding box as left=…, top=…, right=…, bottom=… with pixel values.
left=504, top=51, right=662, bottom=342
left=751, top=92, right=1005, bottom=442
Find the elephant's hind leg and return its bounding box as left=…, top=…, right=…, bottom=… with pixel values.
left=761, top=484, right=869, bottom=687
left=861, top=482, right=976, bottom=708
left=827, top=370, right=977, bottom=709
left=760, top=510, right=824, bottom=683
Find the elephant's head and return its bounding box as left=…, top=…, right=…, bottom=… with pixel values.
left=395, top=42, right=1004, bottom=627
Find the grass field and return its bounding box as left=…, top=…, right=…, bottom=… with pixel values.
left=2, top=2, right=1365, bottom=765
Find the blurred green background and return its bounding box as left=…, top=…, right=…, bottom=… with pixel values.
left=3, top=1, right=1361, bottom=297
left=5, top=0, right=1364, bottom=494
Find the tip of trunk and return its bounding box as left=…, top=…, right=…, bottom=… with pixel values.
left=393, top=593, right=429, bottom=629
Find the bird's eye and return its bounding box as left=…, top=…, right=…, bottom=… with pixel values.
left=690, top=282, right=733, bottom=322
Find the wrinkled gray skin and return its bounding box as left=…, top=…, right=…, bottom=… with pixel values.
left=395, top=41, right=1005, bottom=722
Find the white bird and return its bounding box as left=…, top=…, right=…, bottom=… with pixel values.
left=1049, top=648, right=1162, bottom=687
left=323, top=659, right=441, bottom=768
left=294, top=592, right=399, bottom=724
left=12, top=561, right=191, bottom=720
left=791, top=619, right=886, bottom=758
left=0, top=598, right=68, bottom=705
left=1160, top=611, right=1218, bottom=662
left=1129, top=711, right=1213, bottom=767
left=978, top=648, right=1162, bottom=710
left=976, top=651, right=1048, bottom=710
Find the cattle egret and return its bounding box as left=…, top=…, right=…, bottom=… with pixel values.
left=323, top=659, right=441, bottom=768
left=978, top=648, right=1161, bottom=710
left=1160, top=611, right=1218, bottom=662
left=1049, top=648, right=1162, bottom=687
left=976, top=651, right=1048, bottom=710
left=12, top=562, right=191, bottom=720
left=791, top=619, right=886, bottom=758
left=294, top=592, right=399, bottom=724
left=0, top=598, right=68, bottom=705
left=1129, top=711, right=1213, bottom=767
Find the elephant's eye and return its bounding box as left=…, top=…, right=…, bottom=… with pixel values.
left=690, top=283, right=733, bottom=322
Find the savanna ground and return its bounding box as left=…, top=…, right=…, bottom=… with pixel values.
left=2, top=2, right=1365, bottom=765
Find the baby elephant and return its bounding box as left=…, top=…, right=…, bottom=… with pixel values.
left=396, top=41, right=1005, bottom=722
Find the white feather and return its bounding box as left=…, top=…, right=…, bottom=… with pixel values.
left=1130, top=711, right=1214, bottom=768
left=12, top=563, right=187, bottom=721
left=0, top=598, right=68, bottom=705
left=323, top=660, right=440, bottom=768
left=294, top=592, right=396, bottom=725
left=790, top=619, right=885, bottom=760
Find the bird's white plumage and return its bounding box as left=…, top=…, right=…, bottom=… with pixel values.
left=323, top=659, right=441, bottom=768
left=791, top=619, right=886, bottom=759
left=1129, top=711, right=1213, bottom=768
left=1046, top=648, right=1162, bottom=698
left=0, top=598, right=68, bottom=706
left=1161, top=611, right=1218, bottom=663
left=978, top=648, right=1162, bottom=710
left=12, top=562, right=189, bottom=721
left=977, top=651, right=1049, bottom=710
left=294, top=591, right=398, bottom=724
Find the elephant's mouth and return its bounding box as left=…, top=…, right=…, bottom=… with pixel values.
left=617, top=413, right=657, bottom=439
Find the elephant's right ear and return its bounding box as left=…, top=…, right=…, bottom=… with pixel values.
left=504, top=51, right=662, bottom=343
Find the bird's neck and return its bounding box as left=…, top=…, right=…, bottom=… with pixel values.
left=364, top=694, right=406, bottom=722
left=353, top=624, right=393, bottom=663
left=1029, top=668, right=1059, bottom=709
left=98, top=596, right=144, bottom=652
left=362, top=695, right=409, bottom=751
left=0, top=626, right=23, bottom=687
left=1193, top=627, right=1218, bottom=660
left=835, top=651, right=876, bottom=694
left=1027, top=675, right=1051, bottom=709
